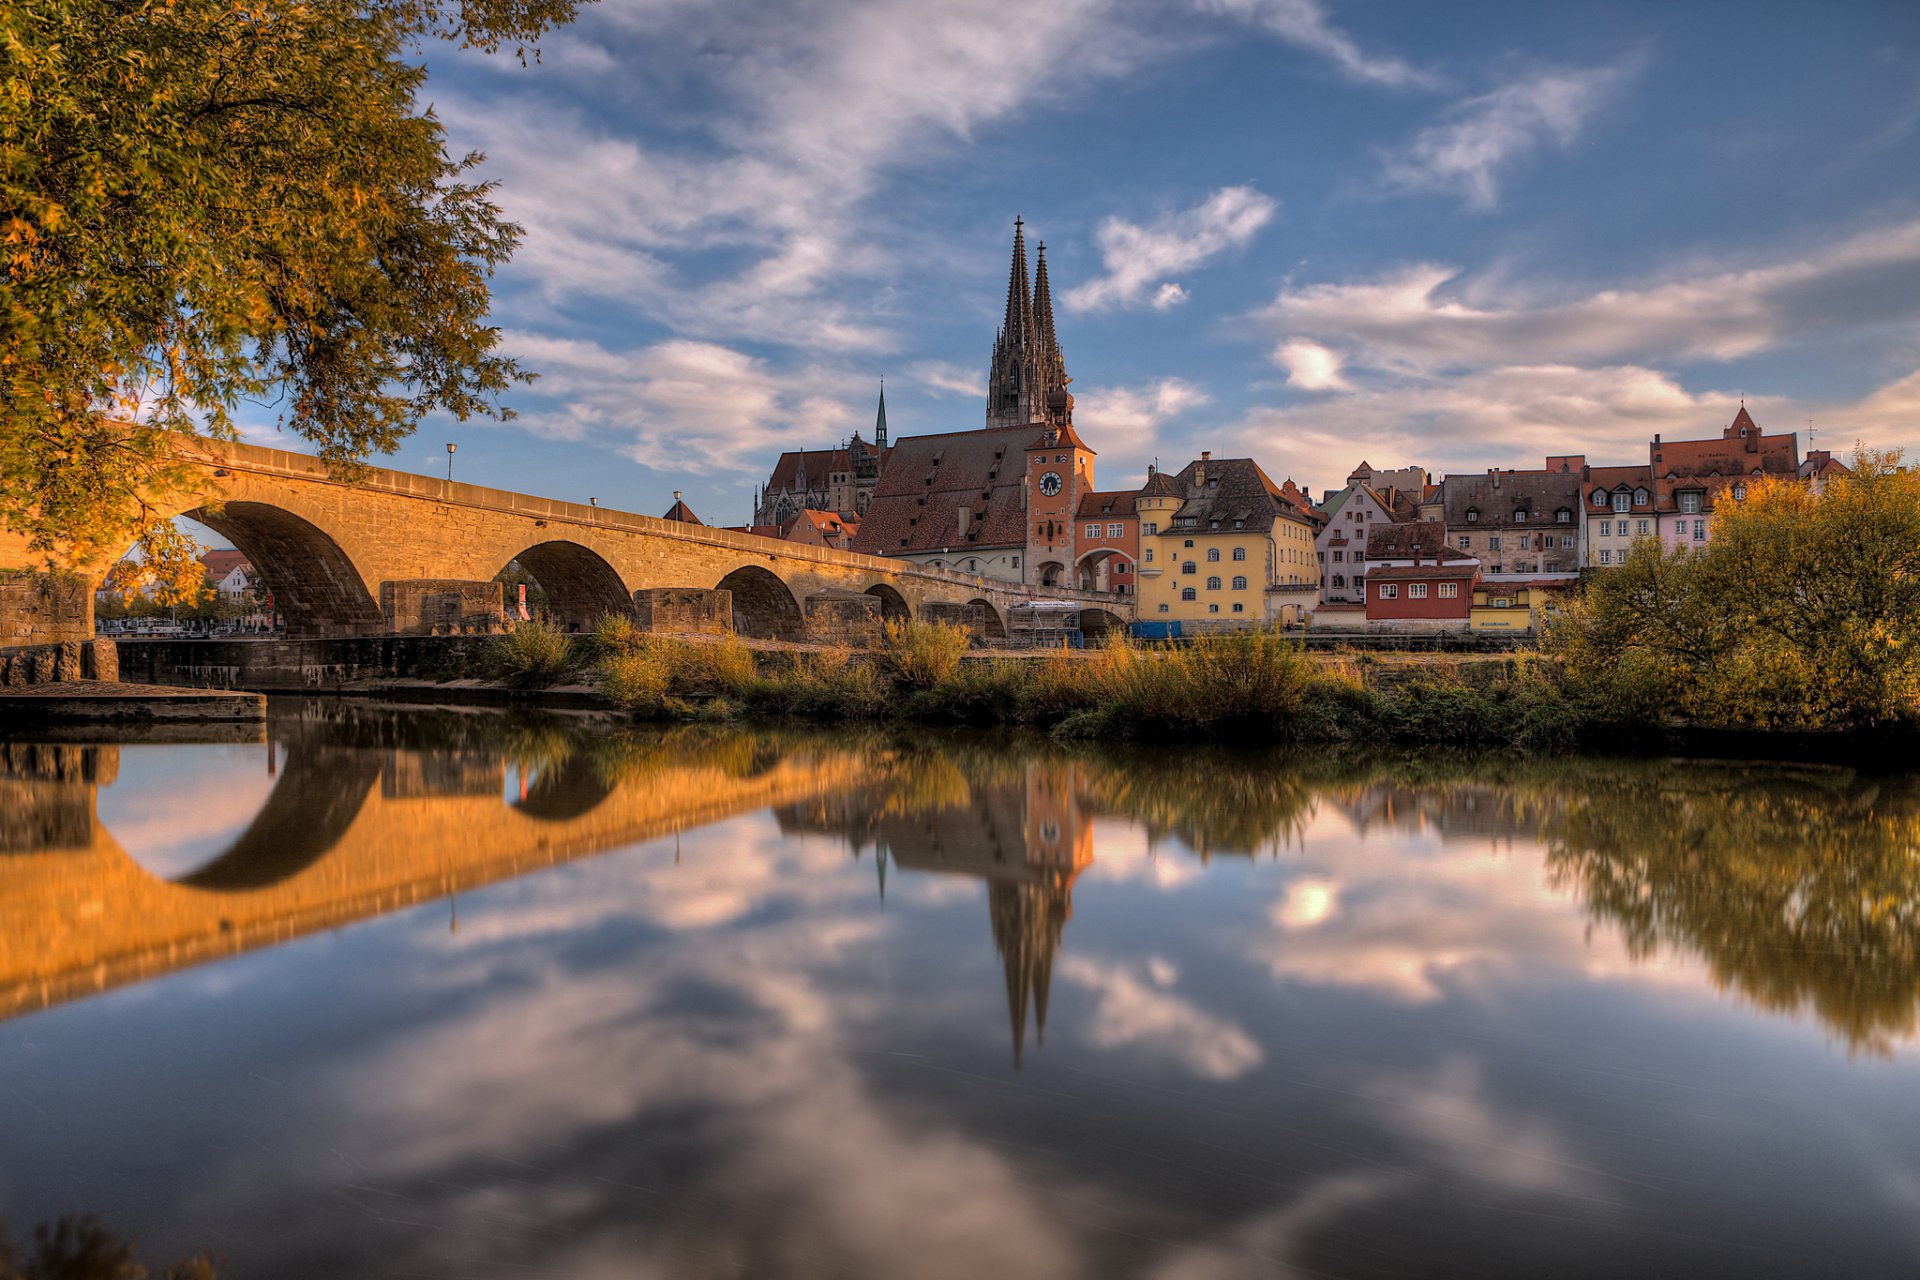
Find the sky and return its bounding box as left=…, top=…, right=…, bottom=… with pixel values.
left=265, top=0, right=1920, bottom=525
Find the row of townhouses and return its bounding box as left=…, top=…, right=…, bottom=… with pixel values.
left=723, top=220, right=1851, bottom=636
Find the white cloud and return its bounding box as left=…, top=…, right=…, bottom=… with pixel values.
left=1381, top=58, right=1642, bottom=209
left=1073, top=376, right=1211, bottom=483
left=1366, top=1057, right=1605, bottom=1198
left=1066, top=187, right=1278, bottom=312
left=1152, top=281, right=1191, bottom=310
left=1060, top=954, right=1265, bottom=1080
left=1195, top=0, right=1437, bottom=89
left=447, top=0, right=1159, bottom=351
left=502, top=330, right=864, bottom=474
left=908, top=359, right=985, bottom=400
left=1274, top=339, right=1349, bottom=391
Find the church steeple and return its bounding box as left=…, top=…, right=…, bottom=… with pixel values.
left=987, top=217, right=1062, bottom=431
left=874, top=379, right=888, bottom=449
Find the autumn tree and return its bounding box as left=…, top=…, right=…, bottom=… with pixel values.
left=1552, top=448, right=1920, bottom=730
left=1, top=0, right=584, bottom=585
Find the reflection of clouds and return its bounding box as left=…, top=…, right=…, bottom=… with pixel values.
left=98, top=744, right=276, bottom=879
left=1365, top=1056, right=1606, bottom=1199
left=188, top=823, right=1096, bottom=1279
left=1087, top=819, right=1203, bottom=890
left=1060, top=955, right=1263, bottom=1081
left=1149, top=1170, right=1409, bottom=1280
left=1253, top=815, right=1701, bottom=1004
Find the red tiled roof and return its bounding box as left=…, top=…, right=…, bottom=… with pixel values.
left=662, top=497, right=703, bottom=525
left=1076, top=490, right=1137, bottom=518
left=200, top=550, right=251, bottom=579
left=850, top=423, right=1038, bottom=555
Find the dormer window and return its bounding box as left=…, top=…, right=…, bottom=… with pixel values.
left=1593, top=491, right=1607, bottom=506
left=1612, top=491, right=1630, bottom=513
left=1555, top=508, right=1571, bottom=523
left=1514, top=509, right=1529, bottom=522
left=1680, top=491, right=1703, bottom=513
left=1633, top=487, right=1648, bottom=505
left=1466, top=508, right=1479, bottom=523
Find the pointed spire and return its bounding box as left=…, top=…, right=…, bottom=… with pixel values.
left=1033, top=242, right=1060, bottom=385
left=874, top=378, right=888, bottom=449
left=1003, top=216, right=1034, bottom=348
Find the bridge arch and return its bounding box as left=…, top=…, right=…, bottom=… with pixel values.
left=507, top=541, right=632, bottom=632
left=863, top=583, right=910, bottom=624
left=172, top=746, right=384, bottom=890
left=969, top=598, right=1007, bottom=643
left=188, top=502, right=382, bottom=636
left=1079, top=607, right=1126, bottom=640
left=511, top=753, right=617, bottom=822
left=717, top=566, right=804, bottom=641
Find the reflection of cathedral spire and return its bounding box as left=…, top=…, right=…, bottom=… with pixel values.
left=990, top=875, right=1073, bottom=1069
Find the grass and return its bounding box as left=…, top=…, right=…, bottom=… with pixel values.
left=564, top=614, right=1669, bottom=751
left=491, top=618, right=577, bottom=689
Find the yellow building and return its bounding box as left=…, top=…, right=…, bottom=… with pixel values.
left=1469, top=581, right=1568, bottom=632
left=1134, top=454, right=1325, bottom=628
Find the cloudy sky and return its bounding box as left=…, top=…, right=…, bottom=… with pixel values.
left=367, top=0, right=1920, bottom=523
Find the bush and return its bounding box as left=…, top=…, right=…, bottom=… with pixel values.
left=597, top=648, right=675, bottom=714
left=879, top=618, right=971, bottom=688
left=588, top=611, right=641, bottom=658
left=492, top=619, right=575, bottom=688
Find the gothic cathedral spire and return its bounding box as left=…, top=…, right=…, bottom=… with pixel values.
left=986, top=218, right=1071, bottom=431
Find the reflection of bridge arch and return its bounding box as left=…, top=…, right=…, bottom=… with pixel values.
left=175, top=747, right=383, bottom=890
left=187, top=501, right=382, bottom=636
left=717, top=566, right=804, bottom=640
left=509, top=541, right=632, bottom=631
left=510, top=753, right=617, bottom=822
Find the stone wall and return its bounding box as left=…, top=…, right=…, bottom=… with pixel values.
left=0, top=571, right=91, bottom=646
left=633, top=587, right=732, bottom=635
left=0, top=639, right=117, bottom=686
left=804, top=590, right=883, bottom=646
left=380, top=579, right=504, bottom=635
left=114, top=635, right=498, bottom=691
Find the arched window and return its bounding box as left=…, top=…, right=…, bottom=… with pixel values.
left=1181, top=587, right=1197, bottom=601
left=1208, top=603, right=1220, bottom=613
left=1206, top=576, right=1221, bottom=590
left=1158, top=603, right=1169, bottom=613
left=1206, top=547, right=1220, bottom=562
left=1232, top=575, right=1247, bottom=590
left=1181, top=561, right=1196, bottom=575
left=1232, top=547, right=1246, bottom=561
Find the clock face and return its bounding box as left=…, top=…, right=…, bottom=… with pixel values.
left=1039, top=471, right=1063, bottom=497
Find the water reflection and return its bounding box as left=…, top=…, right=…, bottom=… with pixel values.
left=4, top=708, right=1919, bottom=1059
left=4, top=707, right=1920, bottom=1275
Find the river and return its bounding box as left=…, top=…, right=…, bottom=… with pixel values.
left=2, top=699, right=1916, bottom=1278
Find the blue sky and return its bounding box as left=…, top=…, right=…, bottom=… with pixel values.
left=290, top=0, right=1920, bottom=524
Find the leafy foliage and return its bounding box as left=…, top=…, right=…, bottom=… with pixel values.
left=0, top=0, right=583, bottom=583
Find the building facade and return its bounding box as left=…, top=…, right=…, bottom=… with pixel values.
left=1316, top=474, right=1421, bottom=605
left=1440, top=464, right=1583, bottom=589
left=1073, top=490, right=1139, bottom=594
left=1649, top=407, right=1799, bottom=550
left=1135, top=454, right=1323, bottom=628
left=1580, top=464, right=1655, bottom=567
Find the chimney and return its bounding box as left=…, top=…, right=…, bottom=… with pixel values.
left=1489, top=468, right=1500, bottom=490
left=958, top=507, right=970, bottom=539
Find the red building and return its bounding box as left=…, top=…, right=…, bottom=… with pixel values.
left=1365, top=562, right=1478, bottom=625
left=1073, top=490, right=1138, bottom=594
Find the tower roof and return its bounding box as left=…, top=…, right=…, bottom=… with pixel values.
left=874, top=380, right=888, bottom=447
left=1001, top=217, right=1035, bottom=355
left=662, top=492, right=702, bottom=525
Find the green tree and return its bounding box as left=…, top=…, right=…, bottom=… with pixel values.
left=1, top=0, right=583, bottom=586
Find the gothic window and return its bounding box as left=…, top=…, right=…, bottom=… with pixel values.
left=1232, top=576, right=1247, bottom=590
left=1232, top=547, right=1246, bottom=561
left=1206, top=548, right=1220, bottom=562
left=1181, top=587, right=1197, bottom=601
left=1206, top=576, right=1221, bottom=590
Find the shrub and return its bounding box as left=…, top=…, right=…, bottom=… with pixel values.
left=879, top=618, right=971, bottom=689
left=597, top=648, right=674, bottom=714
left=588, top=611, right=641, bottom=658
left=492, top=619, right=575, bottom=688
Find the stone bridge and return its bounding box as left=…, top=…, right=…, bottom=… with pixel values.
left=0, top=725, right=877, bottom=1022
left=0, top=438, right=1130, bottom=645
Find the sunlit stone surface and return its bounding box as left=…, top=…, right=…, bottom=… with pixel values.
left=2, top=702, right=1916, bottom=1277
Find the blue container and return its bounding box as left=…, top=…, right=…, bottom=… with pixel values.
left=1129, top=621, right=1182, bottom=642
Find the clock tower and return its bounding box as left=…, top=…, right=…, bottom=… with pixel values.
left=1023, top=421, right=1095, bottom=588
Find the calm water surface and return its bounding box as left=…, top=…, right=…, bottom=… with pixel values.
left=2, top=701, right=1918, bottom=1278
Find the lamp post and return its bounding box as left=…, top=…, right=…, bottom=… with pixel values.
left=445, top=441, right=457, bottom=481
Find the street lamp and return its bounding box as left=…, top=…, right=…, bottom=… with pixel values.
left=445, top=441, right=457, bottom=481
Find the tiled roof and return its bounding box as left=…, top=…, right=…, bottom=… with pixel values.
left=1136, top=468, right=1183, bottom=498
left=1442, top=469, right=1583, bottom=529
left=1158, top=457, right=1318, bottom=535
left=1583, top=464, right=1655, bottom=512
left=1076, top=489, right=1137, bottom=518
left=1369, top=562, right=1480, bottom=581
left=850, top=423, right=1037, bottom=555
left=764, top=435, right=891, bottom=491
left=1365, top=522, right=1463, bottom=561
left=662, top=497, right=703, bottom=525
left=200, top=550, right=251, bottom=578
